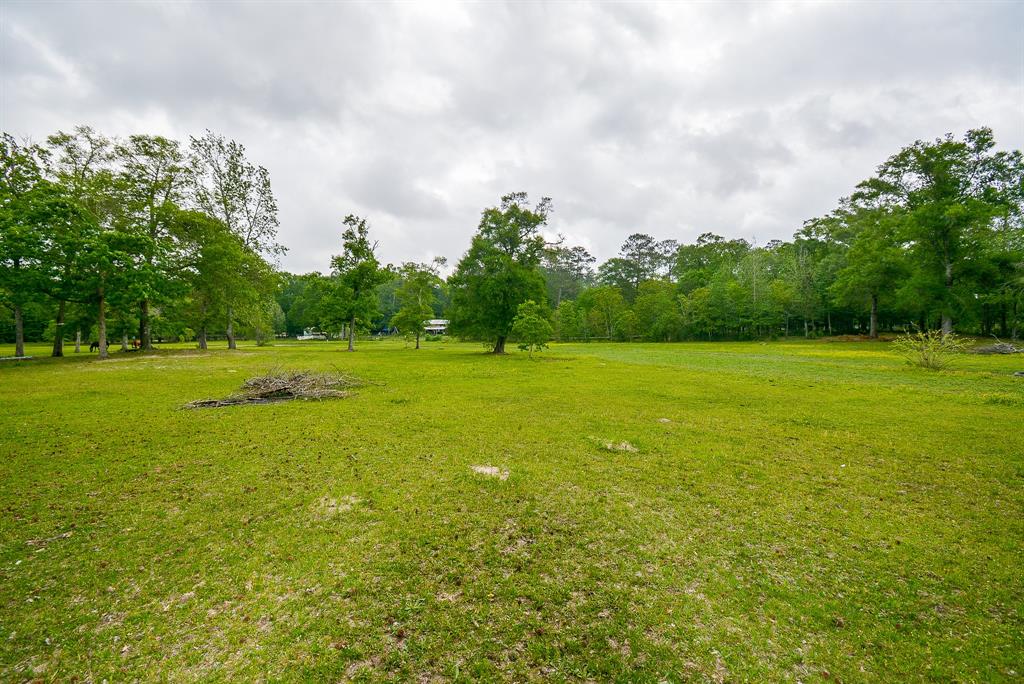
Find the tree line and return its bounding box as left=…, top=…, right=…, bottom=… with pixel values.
left=4, top=127, right=1022, bottom=357
left=280, top=128, right=1023, bottom=352
left=1, top=126, right=287, bottom=358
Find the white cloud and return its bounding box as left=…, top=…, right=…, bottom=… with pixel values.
left=2, top=0, right=1020, bottom=274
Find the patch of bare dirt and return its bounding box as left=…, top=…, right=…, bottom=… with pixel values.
left=603, top=441, right=638, bottom=453
left=471, top=465, right=509, bottom=480
left=312, top=495, right=361, bottom=519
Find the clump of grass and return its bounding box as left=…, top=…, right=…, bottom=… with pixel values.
left=184, top=369, right=365, bottom=408
left=892, top=331, right=966, bottom=370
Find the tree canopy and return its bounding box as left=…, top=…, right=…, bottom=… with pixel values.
left=448, top=192, right=551, bottom=353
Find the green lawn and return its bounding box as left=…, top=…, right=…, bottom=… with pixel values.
left=1, top=339, right=1022, bottom=681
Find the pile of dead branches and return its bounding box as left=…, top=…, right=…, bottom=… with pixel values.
left=971, top=340, right=1024, bottom=355
left=184, top=369, right=366, bottom=408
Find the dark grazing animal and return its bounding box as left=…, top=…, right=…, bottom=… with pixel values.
left=89, top=341, right=101, bottom=352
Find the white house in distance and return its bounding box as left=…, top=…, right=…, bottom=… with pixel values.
left=424, top=319, right=449, bottom=335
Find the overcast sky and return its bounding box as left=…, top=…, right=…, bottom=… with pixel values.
left=2, top=1, right=1021, bottom=273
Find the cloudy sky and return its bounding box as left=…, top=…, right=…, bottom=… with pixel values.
left=2, top=1, right=1021, bottom=273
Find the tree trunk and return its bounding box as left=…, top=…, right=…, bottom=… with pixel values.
left=140, top=299, right=153, bottom=351
left=415, top=332, right=420, bottom=350
left=97, top=290, right=108, bottom=359
left=14, top=304, right=25, bottom=357
left=75, top=329, right=81, bottom=353
left=869, top=294, right=878, bottom=340
left=493, top=336, right=506, bottom=354
left=347, top=316, right=356, bottom=351
left=941, top=261, right=954, bottom=337
left=121, top=332, right=129, bottom=351
left=198, top=326, right=208, bottom=350
left=226, top=305, right=236, bottom=350
left=941, top=313, right=953, bottom=337
left=52, top=300, right=66, bottom=357
left=803, top=318, right=809, bottom=338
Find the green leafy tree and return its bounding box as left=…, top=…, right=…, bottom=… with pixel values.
left=578, top=285, right=626, bottom=340
left=633, top=280, right=683, bottom=341
left=599, top=233, right=676, bottom=300
left=854, top=128, right=1023, bottom=335
left=613, top=308, right=639, bottom=341
left=553, top=299, right=584, bottom=341
left=829, top=207, right=908, bottom=338
left=448, top=192, right=550, bottom=353
left=277, top=272, right=331, bottom=337
left=43, top=127, right=117, bottom=356
left=510, top=300, right=553, bottom=357
left=167, top=206, right=268, bottom=348
left=115, top=134, right=192, bottom=350
left=80, top=227, right=148, bottom=358
left=673, top=233, right=751, bottom=294
left=0, top=135, right=47, bottom=356
left=327, top=215, right=392, bottom=351
left=191, top=131, right=284, bottom=348
left=393, top=258, right=445, bottom=349
left=541, top=242, right=595, bottom=306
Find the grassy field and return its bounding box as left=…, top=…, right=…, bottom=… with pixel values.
left=1, top=339, right=1022, bottom=682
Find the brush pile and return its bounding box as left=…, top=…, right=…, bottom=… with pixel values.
left=184, top=369, right=365, bottom=408
left=971, top=341, right=1024, bottom=355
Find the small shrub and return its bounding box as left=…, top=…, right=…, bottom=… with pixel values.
left=892, top=330, right=966, bottom=370
left=510, top=300, right=553, bottom=357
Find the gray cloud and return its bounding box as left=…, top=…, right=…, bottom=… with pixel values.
left=2, top=0, right=1021, bottom=273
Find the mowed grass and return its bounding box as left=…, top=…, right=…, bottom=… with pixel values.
left=1, top=339, right=1022, bottom=682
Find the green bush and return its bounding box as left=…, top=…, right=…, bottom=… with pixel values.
left=892, top=330, right=966, bottom=370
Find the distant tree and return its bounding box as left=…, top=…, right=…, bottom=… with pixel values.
left=191, top=131, right=284, bottom=348
left=277, top=272, right=331, bottom=337
left=553, top=299, right=584, bottom=341
left=853, top=128, right=1023, bottom=335
left=541, top=242, right=595, bottom=306
left=673, top=233, right=750, bottom=294
left=115, top=134, right=192, bottom=350
left=448, top=192, right=550, bottom=353
left=596, top=257, right=638, bottom=301
left=767, top=279, right=797, bottom=337
left=393, top=258, right=445, bottom=349
left=829, top=207, right=908, bottom=338
left=190, top=131, right=283, bottom=257
left=578, top=285, right=625, bottom=339
left=327, top=215, right=392, bottom=351
left=510, top=300, right=553, bottom=357
left=171, top=208, right=260, bottom=350
left=616, top=233, right=669, bottom=295
left=0, top=135, right=46, bottom=357
left=680, top=286, right=716, bottom=339
left=633, top=280, right=684, bottom=341
left=82, top=227, right=148, bottom=359
left=613, top=308, right=639, bottom=341
left=44, top=127, right=117, bottom=356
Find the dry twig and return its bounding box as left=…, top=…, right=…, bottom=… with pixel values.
left=184, top=369, right=366, bottom=408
